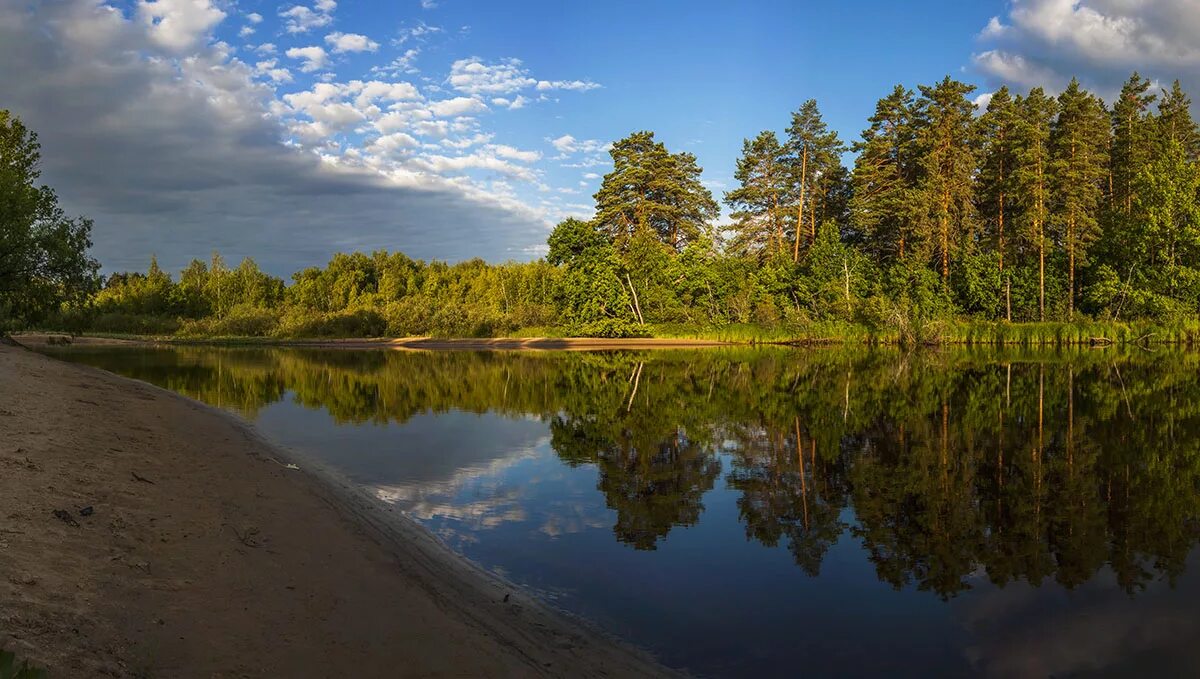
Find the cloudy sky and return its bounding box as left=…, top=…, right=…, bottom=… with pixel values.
left=4, top=0, right=1200, bottom=274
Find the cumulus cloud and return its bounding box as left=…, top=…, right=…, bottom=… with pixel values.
left=137, top=0, right=226, bottom=52
left=325, top=31, right=380, bottom=54
left=428, top=96, right=486, bottom=117
left=0, top=0, right=553, bottom=272
left=255, top=59, right=294, bottom=84
left=973, top=0, right=1200, bottom=97
left=286, top=45, right=329, bottom=73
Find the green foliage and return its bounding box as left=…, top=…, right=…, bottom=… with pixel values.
left=592, top=131, right=719, bottom=252
left=0, top=109, right=100, bottom=329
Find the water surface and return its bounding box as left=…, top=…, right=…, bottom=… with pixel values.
left=45, top=345, right=1200, bottom=677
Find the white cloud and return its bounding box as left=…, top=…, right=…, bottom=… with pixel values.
left=285, top=45, right=329, bottom=73
left=449, top=57, right=535, bottom=95
left=428, top=96, right=486, bottom=117
left=449, top=57, right=601, bottom=98
left=421, top=0, right=438, bottom=8
left=279, top=3, right=334, bottom=34
left=411, top=152, right=538, bottom=181
left=1, top=0, right=593, bottom=272
left=372, top=48, right=421, bottom=76
left=974, top=0, right=1200, bottom=97
left=536, top=79, right=600, bottom=92
left=492, top=144, right=541, bottom=163
left=325, top=31, right=380, bottom=54
left=255, top=59, right=293, bottom=84
left=246, top=12, right=263, bottom=24
left=548, top=134, right=606, bottom=155
left=239, top=26, right=254, bottom=38
left=395, top=21, right=442, bottom=44
left=137, top=0, right=226, bottom=52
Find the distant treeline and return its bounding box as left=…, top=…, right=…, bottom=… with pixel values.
left=22, top=72, right=1200, bottom=341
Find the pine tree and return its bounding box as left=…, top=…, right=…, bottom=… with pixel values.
left=1110, top=73, right=1157, bottom=214
left=912, top=76, right=978, bottom=281
left=977, top=86, right=1018, bottom=319
left=1012, top=88, right=1057, bottom=321
left=593, top=131, right=719, bottom=252
left=1156, top=80, right=1200, bottom=161
left=1051, top=79, right=1109, bottom=319
left=785, top=100, right=846, bottom=261
left=850, top=85, right=918, bottom=263
left=725, top=131, right=789, bottom=259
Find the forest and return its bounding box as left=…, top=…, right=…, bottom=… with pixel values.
left=7, top=71, right=1200, bottom=342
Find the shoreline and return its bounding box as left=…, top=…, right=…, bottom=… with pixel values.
left=0, top=343, right=674, bottom=677
left=14, top=333, right=737, bottom=351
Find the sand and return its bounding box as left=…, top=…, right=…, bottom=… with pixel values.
left=0, top=342, right=673, bottom=678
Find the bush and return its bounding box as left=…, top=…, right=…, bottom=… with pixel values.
left=276, top=308, right=387, bottom=338
left=177, top=305, right=279, bottom=337
left=572, top=318, right=648, bottom=338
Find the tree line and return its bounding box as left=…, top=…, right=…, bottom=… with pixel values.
left=7, top=72, right=1200, bottom=339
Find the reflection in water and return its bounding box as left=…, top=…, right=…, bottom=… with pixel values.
left=46, top=345, right=1200, bottom=676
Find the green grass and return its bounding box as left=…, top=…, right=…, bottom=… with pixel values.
left=24, top=319, right=1200, bottom=347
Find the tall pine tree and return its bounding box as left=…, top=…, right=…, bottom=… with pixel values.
left=850, top=85, right=918, bottom=263
left=786, top=100, right=846, bottom=261
left=1110, top=72, right=1157, bottom=214
left=1012, top=88, right=1057, bottom=320
left=1051, top=79, right=1109, bottom=319
left=977, top=86, right=1018, bottom=319
left=725, top=131, right=789, bottom=259
left=912, top=77, right=978, bottom=281
left=593, top=131, right=719, bottom=252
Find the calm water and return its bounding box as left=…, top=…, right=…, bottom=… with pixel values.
left=43, top=345, right=1200, bottom=677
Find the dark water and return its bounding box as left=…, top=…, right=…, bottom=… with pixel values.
left=42, top=345, right=1200, bottom=677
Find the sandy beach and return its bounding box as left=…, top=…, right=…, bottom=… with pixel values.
left=0, top=341, right=672, bottom=677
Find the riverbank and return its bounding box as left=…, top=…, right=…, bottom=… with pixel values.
left=13, top=332, right=734, bottom=350
left=0, top=343, right=672, bottom=677
left=21, top=316, right=1200, bottom=349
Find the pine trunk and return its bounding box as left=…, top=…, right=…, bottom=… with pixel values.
left=793, top=147, right=807, bottom=263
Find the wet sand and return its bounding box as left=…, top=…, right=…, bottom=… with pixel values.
left=0, top=342, right=672, bottom=677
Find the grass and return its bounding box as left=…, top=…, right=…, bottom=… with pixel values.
left=23, top=319, right=1200, bottom=348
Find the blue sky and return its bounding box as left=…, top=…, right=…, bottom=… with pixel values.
left=4, top=0, right=1199, bottom=274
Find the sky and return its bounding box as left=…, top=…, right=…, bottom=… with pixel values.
left=5, top=0, right=1200, bottom=275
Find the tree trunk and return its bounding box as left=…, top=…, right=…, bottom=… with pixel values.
left=941, top=189, right=950, bottom=280
left=793, top=147, right=807, bottom=263
left=1039, top=229, right=1046, bottom=322
left=1068, top=214, right=1075, bottom=321
left=1006, top=276, right=1012, bottom=322
left=810, top=185, right=818, bottom=244
left=998, top=191, right=1005, bottom=273
left=625, top=273, right=644, bottom=325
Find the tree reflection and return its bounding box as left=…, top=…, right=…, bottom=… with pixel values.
left=50, top=344, right=1200, bottom=596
